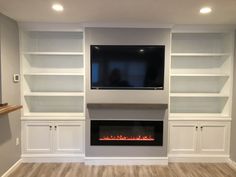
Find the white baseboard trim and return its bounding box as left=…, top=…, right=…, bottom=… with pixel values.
left=84, top=157, right=168, bottom=165
left=228, top=159, right=236, bottom=170
left=168, top=154, right=230, bottom=163
left=1, top=159, right=22, bottom=177
left=21, top=154, right=85, bottom=163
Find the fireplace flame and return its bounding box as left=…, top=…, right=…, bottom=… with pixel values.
left=99, top=135, right=155, bottom=141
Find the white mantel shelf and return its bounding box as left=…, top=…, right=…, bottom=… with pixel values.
left=87, top=103, right=168, bottom=109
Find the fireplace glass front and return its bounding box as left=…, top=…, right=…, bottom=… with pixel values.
left=91, top=120, right=163, bottom=146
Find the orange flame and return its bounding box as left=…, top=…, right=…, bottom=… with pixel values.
left=99, top=135, right=155, bottom=141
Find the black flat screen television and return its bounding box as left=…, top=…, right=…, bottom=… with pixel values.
left=91, top=45, right=165, bottom=90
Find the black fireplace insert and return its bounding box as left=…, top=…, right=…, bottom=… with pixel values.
left=91, top=120, right=163, bottom=146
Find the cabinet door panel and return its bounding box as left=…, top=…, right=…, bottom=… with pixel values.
left=23, top=121, right=53, bottom=153
left=199, top=122, right=229, bottom=154
left=169, top=121, right=198, bottom=154
left=54, top=121, right=84, bottom=153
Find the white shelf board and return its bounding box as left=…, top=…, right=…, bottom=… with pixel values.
left=23, top=52, right=84, bottom=56
left=168, top=117, right=232, bottom=121
left=23, top=112, right=85, bottom=117
left=169, top=113, right=230, bottom=119
left=24, top=92, right=84, bottom=97
left=170, top=93, right=229, bottom=98
left=171, top=53, right=230, bottom=57
left=23, top=72, right=84, bottom=76
left=170, top=73, right=230, bottom=77
left=21, top=116, right=85, bottom=121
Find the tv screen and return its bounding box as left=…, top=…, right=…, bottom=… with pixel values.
left=91, top=45, right=165, bottom=90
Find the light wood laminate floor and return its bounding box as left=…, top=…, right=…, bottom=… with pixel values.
left=8, top=163, right=236, bottom=177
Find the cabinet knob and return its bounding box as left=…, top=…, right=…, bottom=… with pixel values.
left=49, top=126, right=52, bottom=130
left=54, top=126, right=57, bottom=130
left=196, top=126, right=198, bottom=130
left=201, top=126, right=203, bottom=131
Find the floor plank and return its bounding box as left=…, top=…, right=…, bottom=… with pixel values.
left=8, top=163, right=236, bottom=177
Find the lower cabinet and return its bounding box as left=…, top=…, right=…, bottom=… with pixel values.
left=169, top=121, right=198, bottom=154
left=54, top=122, right=84, bottom=153
left=169, top=121, right=230, bottom=155
left=198, top=122, right=230, bottom=154
left=22, top=120, right=84, bottom=155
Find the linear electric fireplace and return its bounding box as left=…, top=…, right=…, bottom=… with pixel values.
left=91, top=120, right=163, bottom=146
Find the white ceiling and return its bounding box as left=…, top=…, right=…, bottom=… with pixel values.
left=0, top=0, right=236, bottom=25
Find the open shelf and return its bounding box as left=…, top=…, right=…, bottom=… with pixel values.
left=170, top=97, right=228, bottom=114
left=21, top=30, right=85, bottom=117
left=23, top=51, right=84, bottom=73
left=171, top=76, right=228, bottom=93
left=170, top=32, right=233, bottom=120
left=171, top=54, right=230, bottom=75
left=25, top=96, right=84, bottom=113
left=171, top=33, right=231, bottom=53
left=24, top=74, right=83, bottom=93
left=22, top=31, right=83, bottom=53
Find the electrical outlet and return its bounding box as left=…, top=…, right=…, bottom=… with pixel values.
left=16, top=138, right=20, bottom=146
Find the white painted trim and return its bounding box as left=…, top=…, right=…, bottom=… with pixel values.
left=168, top=154, right=230, bottom=163
left=82, top=22, right=173, bottom=29
left=18, top=22, right=174, bottom=30
left=21, top=154, right=85, bottom=163
left=21, top=116, right=86, bottom=121
left=172, top=25, right=236, bottom=33
left=84, top=157, right=168, bottom=165
left=169, top=118, right=232, bottom=121
left=228, top=159, right=236, bottom=170
left=1, top=159, right=22, bottom=177
left=18, top=22, right=84, bottom=32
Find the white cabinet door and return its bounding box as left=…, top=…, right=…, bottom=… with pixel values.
left=169, top=121, right=198, bottom=154
left=22, top=121, right=53, bottom=153
left=199, top=121, right=230, bottom=154
left=54, top=121, right=84, bottom=154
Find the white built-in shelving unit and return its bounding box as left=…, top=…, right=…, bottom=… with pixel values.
left=168, top=30, right=234, bottom=162
left=170, top=32, right=233, bottom=118
left=21, top=30, right=85, bottom=118
left=20, top=27, right=85, bottom=162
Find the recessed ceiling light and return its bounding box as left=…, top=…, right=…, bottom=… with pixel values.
left=52, top=3, right=64, bottom=12
left=200, top=7, right=212, bottom=14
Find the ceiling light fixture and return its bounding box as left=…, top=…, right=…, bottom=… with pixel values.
left=52, top=3, right=64, bottom=12
left=200, top=7, right=212, bottom=14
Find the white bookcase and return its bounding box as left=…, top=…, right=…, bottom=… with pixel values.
left=168, top=31, right=234, bottom=162
left=21, top=30, right=85, bottom=117
left=20, top=27, right=85, bottom=162
left=170, top=32, right=233, bottom=118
